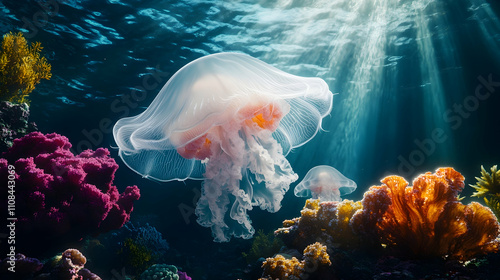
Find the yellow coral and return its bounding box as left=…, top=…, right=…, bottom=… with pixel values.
left=485, top=195, right=500, bottom=220
left=471, top=165, right=500, bottom=219
left=0, top=32, right=51, bottom=104
left=261, top=254, right=304, bottom=280
left=318, top=199, right=362, bottom=247
left=118, top=238, right=153, bottom=274
left=261, top=242, right=331, bottom=280
left=302, top=242, right=331, bottom=268
left=471, top=165, right=500, bottom=197
left=275, top=198, right=362, bottom=249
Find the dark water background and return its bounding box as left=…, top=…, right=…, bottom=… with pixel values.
left=1, top=0, right=500, bottom=278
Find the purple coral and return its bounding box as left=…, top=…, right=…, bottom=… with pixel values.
left=0, top=253, right=42, bottom=279
left=0, top=132, right=140, bottom=255
left=178, top=270, right=192, bottom=280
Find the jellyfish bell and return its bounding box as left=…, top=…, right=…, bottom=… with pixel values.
left=113, top=52, right=333, bottom=242
left=294, top=165, right=357, bottom=202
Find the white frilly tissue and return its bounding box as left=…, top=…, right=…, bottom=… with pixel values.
left=113, top=52, right=333, bottom=242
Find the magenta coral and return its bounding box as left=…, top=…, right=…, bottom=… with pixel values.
left=0, top=132, right=140, bottom=255
left=178, top=271, right=192, bottom=280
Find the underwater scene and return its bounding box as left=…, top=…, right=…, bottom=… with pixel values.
left=1, top=0, right=500, bottom=279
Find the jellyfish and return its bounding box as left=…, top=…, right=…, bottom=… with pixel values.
left=113, top=52, right=333, bottom=242
left=294, top=165, right=356, bottom=202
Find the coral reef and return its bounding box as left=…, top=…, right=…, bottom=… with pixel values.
left=0, top=253, right=42, bottom=279
left=242, top=229, right=283, bottom=264
left=260, top=242, right=331, bottom=280
left=116, top=222, right=170, bottom=271
left=0, top=32, right=51, bottom=104
left=269, top=167, right=500, bottom=280
left=0, top=100, right=37, bottom=153
left=140, top=264, right=180, bottom=280
left=0, top=132, right=140, bottom=255
left=128, top=222, right=170, bottom=254
left=177, top=270, right=192, bottom=280
left=82, top=222, right=170, bottom=278
left=351, top=167, right=500, bottom=260
left=276, top=199, right=362, bottom=250
left=118, top=238, right=154, bottom=275
left=43, top=248, right=101, bottom=280
left=0, top=249, right=101, bottom=280
left=53, top=248, right=88, bottom=279
left=471, top=165, right=500, bottom=219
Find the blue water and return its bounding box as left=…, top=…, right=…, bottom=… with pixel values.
left=1, top=0, right=500, bottom=278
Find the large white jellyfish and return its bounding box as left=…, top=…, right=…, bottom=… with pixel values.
left=294, top=165, right=357, bottom=202
left=113, top=52, right=333, bottom=242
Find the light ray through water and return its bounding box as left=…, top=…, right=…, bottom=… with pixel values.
left=232, top=0, right=500, bottom=188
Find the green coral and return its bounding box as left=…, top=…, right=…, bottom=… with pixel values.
left=118, top=238, right=154, bottom=275
left=471, top=165, right=500, bottom=219
left=0, top=32, right=52, bottom=104
left=242, top=229, right=284, bottom=264
left=140, top=264, right=179, bottom=280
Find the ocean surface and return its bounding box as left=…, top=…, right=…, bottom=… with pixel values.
left=1, top=0, right=500, bottom=279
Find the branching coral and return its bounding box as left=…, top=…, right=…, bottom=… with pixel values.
left=275, top=199, right=362, bottom=250
left=471, top=165, right=500, bottom=197
left=118, top=238, right=153, bottom=274
left=471, top=165, right=500, bottom=219
left=261, top=242, right=331, bottom=280
left=351, top=167, right=500, bottom=260
left=0, top=32, right=51, bottom=104
left=0, top=132, right=140, bottom=255
left=140, top=264, right=179, bottom=280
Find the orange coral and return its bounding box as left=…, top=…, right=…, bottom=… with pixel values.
left=261, top=242, right=331, bottom=280
left=351, top=167, right=500, bottom=260
left=275, top=199, right=362, bottom=250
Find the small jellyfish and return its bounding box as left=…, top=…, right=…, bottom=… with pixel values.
left=294, top=165, right=356, bottom=201
left=113, top=52, right=333, bottom=242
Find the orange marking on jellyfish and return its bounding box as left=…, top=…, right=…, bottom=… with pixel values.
left=243, top=103, right=284, bottom=131
left=177, top=133, right=212, bottom=160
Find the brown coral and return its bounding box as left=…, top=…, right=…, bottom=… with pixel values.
left=50, top=249, right=102, bottom=280
left=261, top=242, right=331, bottom=280
left=61, top=248, right=86, bottom=273
left=0, top=32, right=51, bottom=104
left=351, top=167, right=500, bottom=260
left=275, top=198, right=362, bottom=250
